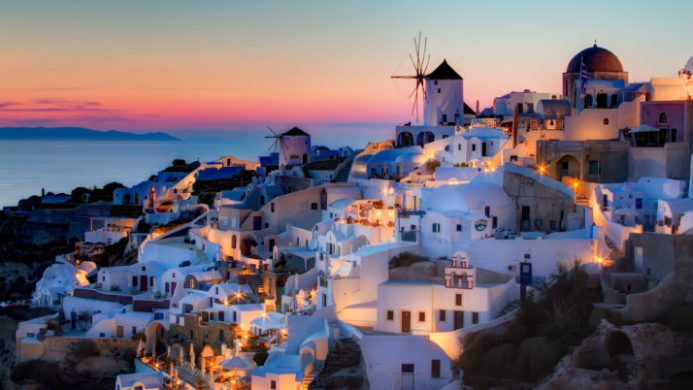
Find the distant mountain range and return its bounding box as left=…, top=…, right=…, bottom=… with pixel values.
left=0, top=127, right=180, bottom=141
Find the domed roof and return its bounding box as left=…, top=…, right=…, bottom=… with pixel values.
left=566, top=44, right=624, bottom=73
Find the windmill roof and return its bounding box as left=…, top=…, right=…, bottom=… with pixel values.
left=426, top=59, right=462, bottom=80
left=282, top=127, right=310, bottom=137
left=463, top=102, right=476, bottom=115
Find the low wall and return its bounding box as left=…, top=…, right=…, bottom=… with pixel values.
left=428, top=309, right=517, bottom=360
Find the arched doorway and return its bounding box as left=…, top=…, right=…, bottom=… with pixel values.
left=416, top=131, right=435, bottom=146
left=146, top=321, right=168, bottom=356
left=555, top=155, right=580, bottom=182
left=398, top=131, right=414, bottom=147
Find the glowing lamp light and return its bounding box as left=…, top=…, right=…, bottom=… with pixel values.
left=537, top=165, right=546, bottom=175
left=593, top=256, right=604, bottom=264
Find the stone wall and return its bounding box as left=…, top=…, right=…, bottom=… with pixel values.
left=168, top=314, right=235, bottom=355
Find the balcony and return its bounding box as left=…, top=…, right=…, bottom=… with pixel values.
left=445, top=277, right=474, bottom=289
left=400, top=230, right=418, bottom=242
left=398, top=210, right=425, bottom=218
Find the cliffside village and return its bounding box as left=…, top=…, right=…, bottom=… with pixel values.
left=10, top=44, right=693, bottom=389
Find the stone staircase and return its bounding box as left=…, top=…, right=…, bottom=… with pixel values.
left=246, top=274, right=266, bottom=296
left=497, top=300, right=520, bottom=317
left=332, top=157, right=354, bottom=183
left=301, top=368, right=319, bottom=390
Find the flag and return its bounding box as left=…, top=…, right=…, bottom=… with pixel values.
left=580, top=56, right=589, bottom=93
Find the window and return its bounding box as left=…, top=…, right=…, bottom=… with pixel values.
left=458, top=143, right=462, bottom=151
left=588, top=160, right=600, bottom=175
left=432, top=223, right=441, bottom=233
left=472, top=312, right=479, bottom=324
left=439, top=310, right=446, bottom=322
left=484, top=206, right=490, bottom=217
left=410, top=224, right=416, bottom=231
left=431, top=359, right=441, bottom=378
left=260, top=195, right=265, bottom=205
left=659, top=112, right=668, bottom=124
left=550, top=220, right=557, bottom=231
left=456, top=224, right=462, bottom=232
left=271, top=203, right=275, bottom=213
left=535, top=219, right=543, bottom=230
left=132, top=276, right=138, bottom=286
left=387, top=310, right=394, bottom=321
left=471, top=144, right=477, bottom=152
left=671, top=128, right=678, bottom=142
left=100, top=332, right=105, bottom=337
left=402, top=364, right=414, bottom=373
left=584, top=94, right=593, bottom=108
left=270, top=380, right=277, bottom=389
left=311, top=202, right=318, bottom=210
left=492, top=216, right=498, bottom=229
left=603, top=118, right=609, bottom=125
left=132, top=326, right=137, bottom=336
left=455, top=294, right=462, bottom=306
left=418, top=312, right=426, bottom=322
left=635, top=198, right=643, bottom=210
left=441, top=114, right=447, bottom=122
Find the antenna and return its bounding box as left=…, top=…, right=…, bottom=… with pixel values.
left=391, top=32, right=431, bottom=123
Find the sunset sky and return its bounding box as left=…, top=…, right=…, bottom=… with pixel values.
left=1, top=0, right=692, bottom=139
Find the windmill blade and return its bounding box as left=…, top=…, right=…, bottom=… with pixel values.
left=267, top=126, right=279, bottom=136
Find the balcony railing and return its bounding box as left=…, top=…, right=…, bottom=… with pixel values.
left=398, top=210, right=425, bottom=218
left=445, top=278, right=474, bottom=289
left=400, top=230, right=418, bottom=242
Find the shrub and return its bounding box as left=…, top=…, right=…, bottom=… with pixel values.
left=389, top=252, right=428, bottom=269
left=10, top=360, right=63, bottom=389
left=458, top=262, right=600, bottom=384
left=253, top=350, right=269, bottom=366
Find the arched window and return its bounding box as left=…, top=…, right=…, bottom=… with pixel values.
left=320, top=189, right=327, bottom=210
left=603, top=118, right=610, bottom=125
left=611, top=94, right=618, bottom=108
left=659, top=112, right=668, bottom=124
left=584, top=95, right=593, bottom=108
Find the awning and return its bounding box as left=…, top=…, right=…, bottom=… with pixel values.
left=629, top=124, right=659, bottom=133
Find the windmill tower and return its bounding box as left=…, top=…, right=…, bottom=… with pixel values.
left=266, top=127, right=311, bottom=167
left=424, top=59, right=464, bottom=127
left=392, top=33, right=465, bottom=127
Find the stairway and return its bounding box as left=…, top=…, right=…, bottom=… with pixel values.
left=332, top=157, right=354, bottom=182
left=497, top=300, right=520, bottom=317
left=300, top=369, right=318, bottom=390
left=246, top=274, right=265, bottom=296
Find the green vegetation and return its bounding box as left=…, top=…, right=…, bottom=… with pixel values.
left=163, top=158, right=198, bottom=173
left=11, top=360, right=65, bottom=389
left=389, top=252, right=428, bottom=269
left=459, top=263, right=600, bottom=384
left=192, top=170, right=257, bottom=206
left=253, top=350, right=269, bottom=366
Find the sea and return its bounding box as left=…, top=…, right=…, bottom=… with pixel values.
left=0, top=129, right=384, bottom=207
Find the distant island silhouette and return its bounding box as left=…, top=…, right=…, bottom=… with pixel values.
left=0, top=126, right=180, bottom=141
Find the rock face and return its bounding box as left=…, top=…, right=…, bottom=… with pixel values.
left=539, top=320, right=693, bottom=389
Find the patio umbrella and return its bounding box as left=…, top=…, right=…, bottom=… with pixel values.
left=219, top=356, right=254, bottom=385
left=219, top=356, right=253, bottom=371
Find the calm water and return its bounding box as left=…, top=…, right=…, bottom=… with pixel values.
left=0, top=139, right=269, bottom=207
left=0, top=126, right=390, bottom=207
